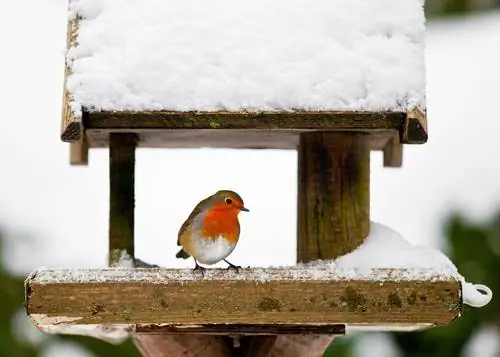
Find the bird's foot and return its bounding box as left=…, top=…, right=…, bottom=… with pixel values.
left=224, top=259, right=241, bottom=273
left=193, top=263, right=206, bottom=277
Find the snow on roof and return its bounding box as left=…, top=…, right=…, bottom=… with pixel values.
left=66, top=0, right=426, bottom=115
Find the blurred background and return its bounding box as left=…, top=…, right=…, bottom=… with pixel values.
left=1, top=0, right=500, bottom=356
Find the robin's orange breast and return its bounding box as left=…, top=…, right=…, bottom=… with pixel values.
left=201, top=208, right=240, bottom=244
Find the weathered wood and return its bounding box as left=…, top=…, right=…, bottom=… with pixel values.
left=109, top=133, right=137, bottom=265
left=84, top=110, right=404, bottom=131
left=295, top=130, right=369, bottom=356
left=133, top=334, right=230, bottom=357
left=135, top=324, right=345, bottom=335
left=237, top=336, right=278, bottom=357
left=383, top=136, right=403, bottom=167
left=403, top=107, right=428, bottom=144
left=25, top=267, right=462, bottom=327
left=69, top=140, right=89, bottom=166
left=86, top=128, right=396, bottom=152
left=266, top=335, right=341, bottom=357
left=61, top=20, right=82, bottom=142
left=297, top=132, right=370, bottom=262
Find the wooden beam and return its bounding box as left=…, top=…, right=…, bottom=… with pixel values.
left=109, top=133, right=137, bottom=265
left=383, top=136, right=403, bottom=167
left=297, top=132, right=370, bottom=261
left=135, top=324, right=345, bottom=335
left=403, top=107, right=428, bottom=144
left=83, top=109, right=404, bottom=131
left=85, top=129, right=396, bottom=152
left=25, top=267, right=461, bottom=327
left=61, top=20, right=82, bottom=142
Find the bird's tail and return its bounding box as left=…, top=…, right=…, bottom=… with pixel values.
left=176, top=249, right=190, bottom=259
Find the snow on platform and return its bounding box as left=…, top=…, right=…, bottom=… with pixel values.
left=28, top=223, right=492, bottom=308
left=66, top=0, right=426, bottom=115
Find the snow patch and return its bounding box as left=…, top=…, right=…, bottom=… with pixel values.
left=65, top=0, right=426, bottom=114
left=303, top=222, right=492, bottom=308
left=109, top=250, right=135, bottom=268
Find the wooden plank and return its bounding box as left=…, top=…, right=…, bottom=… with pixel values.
left=61, top=20, right=82, bottom=142
left=25, top=267, right=462, bottom=327
left=297, top=132, right=370, bottom=261
left=84, top=110, right=405, bottom=131
left=109, top=133, right=137, bottom=265
left=383, top=136, right=403, bottom=167
left=85, top=128, right=396, bottom=151
left=135, top=324, right=345, bottom=335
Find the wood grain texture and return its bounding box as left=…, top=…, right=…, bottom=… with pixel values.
left=404, top=107, right=428, bottom=144
left=69, top=140, right=89, bottom=166
left=135, top=324, right=345, bottom=335
left=267, top=335, right=340, bottom=357
left=84, top=110, right=404, bottom=130
left=85, top=128, right=396, bottom=151
left=383, top=136, right=403, bottom=168
left=25, top=268, right=461, bottom=326
left=297, top=132, right=370, bottom=262
left=133, top=334, right=230, bottom=357
left=61, top=20, right=82, bottom=142
left=109, top=133, right=137, bottom=265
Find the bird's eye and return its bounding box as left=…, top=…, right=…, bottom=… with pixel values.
left=225, top=197, right=233, bottom=205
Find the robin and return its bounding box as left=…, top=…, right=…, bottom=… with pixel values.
left=175, top=190, right=249, bottom=273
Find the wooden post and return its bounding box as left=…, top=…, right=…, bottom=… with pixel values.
left=383, top=136, right=403, bottom=168
left=133, top=335, right=230, bottom=357
left=297, top=132, right=370, bottom=261
left=70, top=140, right=89, bottom=166
left=109, top=133, right=136, bottom=264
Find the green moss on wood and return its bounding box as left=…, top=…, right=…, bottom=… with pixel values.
left=258, top=297, right=282, bottom=312
left=89, top=303, right=104, bottom=315
left=122, top=309, right=132, bottom=321
left=408, top=291, right=417, bottom=306
left=388, top=292, right=403, bottom=308
left=341, top=286, right=367, bottom=312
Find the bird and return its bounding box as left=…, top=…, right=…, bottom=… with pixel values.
left=175, top=189, right=249, bottom=273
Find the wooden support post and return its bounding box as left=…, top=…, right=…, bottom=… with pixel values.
left=133, top=335, right=230, bottom=357
left=109, top=133, right=136, bottom=265
left=383, top=136, right=403, bottom=168
left=297, top=132, right=370, bottom=261
left=69, top=139, right=89, bottom=166
left=291, top=132, right=370, bottom=356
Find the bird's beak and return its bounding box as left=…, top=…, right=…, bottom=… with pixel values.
left=240, top=206, right=250, bottom=212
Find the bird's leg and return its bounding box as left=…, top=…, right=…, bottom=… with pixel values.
left=224, top=259, right=241, bottom=272
left=193, top=259, right=206, bottom=277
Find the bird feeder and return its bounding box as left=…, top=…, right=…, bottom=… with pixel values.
left=24, top=1, right=491, bottom=357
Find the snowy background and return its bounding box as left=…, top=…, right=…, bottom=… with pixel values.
left=0, top=0, right=500, bottom=356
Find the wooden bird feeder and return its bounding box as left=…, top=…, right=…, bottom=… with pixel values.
left=23, top=1, right=475, bottom=357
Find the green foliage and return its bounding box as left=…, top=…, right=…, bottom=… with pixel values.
left=425, top=0, right=500, bottom=18
left=0, top=229, right=141, bottom=357
left=390, top=211, right=500, bottom=357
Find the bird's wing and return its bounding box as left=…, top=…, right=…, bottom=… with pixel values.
left=177, top=196, right=210, bottom=245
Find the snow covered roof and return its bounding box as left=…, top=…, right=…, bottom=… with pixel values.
left=65, top=0, right=427, bottom=116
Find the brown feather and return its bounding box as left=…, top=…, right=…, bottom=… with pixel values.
left=176, top=195, right=211, bottom=245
